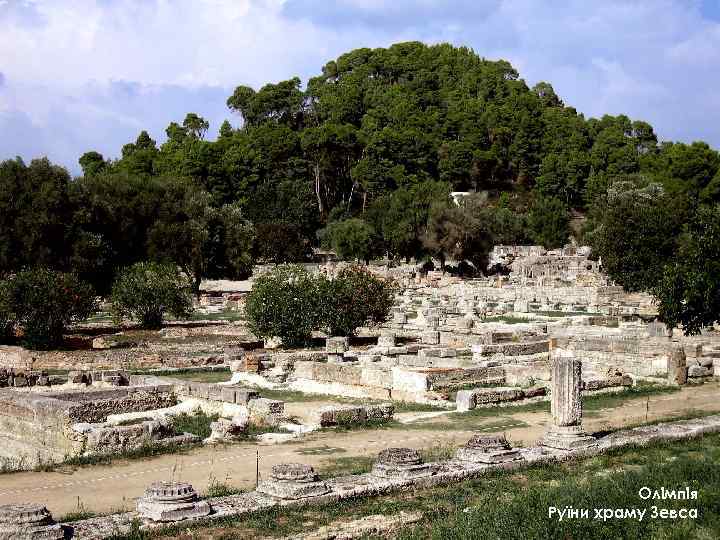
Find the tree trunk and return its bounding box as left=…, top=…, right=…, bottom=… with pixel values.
left=313, top=163, right=324, bottom=217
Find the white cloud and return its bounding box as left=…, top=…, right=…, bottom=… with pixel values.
left=0, top=0, right=719, bottom=172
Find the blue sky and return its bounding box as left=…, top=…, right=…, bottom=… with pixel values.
left=1, top=0, right=719, bottom=175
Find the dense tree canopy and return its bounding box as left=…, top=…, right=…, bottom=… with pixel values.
left=1, top=41, right=720, bottom=331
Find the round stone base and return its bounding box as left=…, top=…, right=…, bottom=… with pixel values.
left=541, top=425, right=596, bottom=450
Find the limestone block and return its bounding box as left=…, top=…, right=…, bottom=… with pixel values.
left=699, top=357, right=715, bottom=368
left=206, top=417, right=247, bottom=442
left=293, top=361, right=318, bottom=380
left=391, top=368, right=428, bottom=394
left=421, top=331, right=440, bottom=345
left=136, top=482, right=211, bottom=522
left=326, top=337, right=349, bottom=355
left=361, top=367, right=392, bottom=390
left=377, top=334, right=396, bottom=347
left=0, top=504, right=64, bottom=540
left=688, top=365, right=712, bottom=378
left=264, top=337, right=283, bottom=349
left=473, top=387, right=524, bottom=404
left=315, top=405, right=366, bottom=427
left=248, top=398, right=285, bottom=422
left=0, top=346, right=33, bottom=371
left=455, top=390, right=475, bottom=412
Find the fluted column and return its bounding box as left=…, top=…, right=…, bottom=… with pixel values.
left=550, top=356, right=583, bottom=427
left=541, top=355, right=595, bottom=450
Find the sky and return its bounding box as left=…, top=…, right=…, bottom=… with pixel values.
left=1, top=0, right=719, bottom=175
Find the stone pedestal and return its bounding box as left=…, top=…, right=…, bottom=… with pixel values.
left=256, top=464, right=330, bottom=500
left=541, top=356, right=595, bottom=450
left=371, top=448, right=432, bottom=479
left=137, top=482, right=211, bottom=522
left=421, top=331, right=440, bottom=345
left=326, top=337, right=349, bottom=363
left=0, top=504, right=64, bottom=540
left=377, top=333, right=396, bottom=347
left=455, top=434, right=523, bottom=464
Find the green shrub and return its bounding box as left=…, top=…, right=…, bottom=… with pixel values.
left=110, top=262, right=193, bottom=329
left=318, top=266, right=395, bottom=336
left=3, top=268, right=97, bottom=349
left=321, top=218, right=377, bottom=263
left=244, top=265, right=321, bottom=347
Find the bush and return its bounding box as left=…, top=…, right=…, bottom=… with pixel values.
left=318, top=266, right=395, bottom=337
left=245, top=265, right=395, bottom=345
left=2, top=268, right=97, bottom=349
left=110, top=262, right=193, bottom=329
left=244, top=265, right=321, bottom=347
left=321, top=218, right=377, bottom=263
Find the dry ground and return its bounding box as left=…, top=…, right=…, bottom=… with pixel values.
left=0, top=382, right=717, bottom=517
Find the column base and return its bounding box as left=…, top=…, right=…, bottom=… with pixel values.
left=540, top=425, right=596, bottom=450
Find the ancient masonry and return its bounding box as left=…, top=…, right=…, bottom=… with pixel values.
left=38, top=413, right=720, bottom=539
left=2, top=346, right=720, bottom=538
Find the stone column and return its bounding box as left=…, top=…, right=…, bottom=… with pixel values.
left=541, top=355, right=595, bottom=450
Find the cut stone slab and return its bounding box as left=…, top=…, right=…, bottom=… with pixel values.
left=455, top=433, right=523, bottom=464
left=0, top=504, right=64, bottom=540
left=136, top=482, right=211, bottom=522
left=256, top=463, right=330, bottom=500
left=371, top=448, right=433, bottom=480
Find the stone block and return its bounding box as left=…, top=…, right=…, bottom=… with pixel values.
left=0, top=504, right=64, bottom=540
left=326, top=337, right=349, bottom=355
left=248, top=398, right=285, bottom=417
left=377, top=334, right=396, bottom=347
left=688, top=365, right=712, bottom=378
left=421, top=331, right=440, bottom=345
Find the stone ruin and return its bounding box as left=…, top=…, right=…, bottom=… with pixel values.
left=24, top=354, right=720, bottom=538
left=136, top=481, right=211, bottom=522
left=454, top=433, right=523, bottom=464
left=371, top=448, right=433, bottom=480
left=0, top=371, right=287, bottom=471
left=0, top=503, right=64, bottom=540
left=256, top=463, right=330, bottom=500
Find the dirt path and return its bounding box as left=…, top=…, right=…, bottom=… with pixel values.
left=0, top=384, right=717, bottom=516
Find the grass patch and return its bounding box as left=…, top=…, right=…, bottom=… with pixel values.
left=172, top=410, right=219, bottom=439
left=186, top=310, right=245, bottom=322
left=583, top=383, right=681, bottom=412
left=129, top=367, right=231, bottom=384
left=110, top=432, right=720, bottom=540
left=482, top=315, right=530, bottom=324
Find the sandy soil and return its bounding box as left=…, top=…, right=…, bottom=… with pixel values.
left=0, top=383, right=717, bottom=516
